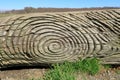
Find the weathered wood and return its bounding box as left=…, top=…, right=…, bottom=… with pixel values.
left=0, top=9, right=120, bottom=68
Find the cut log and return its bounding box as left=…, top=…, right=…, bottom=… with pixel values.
left=0, top=9, right=120, bottom=68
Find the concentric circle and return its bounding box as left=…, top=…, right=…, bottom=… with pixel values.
left=8, top=15, right=83, bottom=63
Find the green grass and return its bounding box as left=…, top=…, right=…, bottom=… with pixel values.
left=37, top=58, right=101, bottom=80
left=42, top=62, right=76, bottom=80
left=74, top=58, right=100, bottom=75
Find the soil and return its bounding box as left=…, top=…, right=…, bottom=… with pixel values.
left=0, top=68, right=47, bottom=80
left=0, top=66, right=120, bottom=80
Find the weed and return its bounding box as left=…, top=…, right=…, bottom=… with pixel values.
left=31, top=58, right=101, bottom=80
left=73, top=58, right=100, bottom=75
left=44, top=70, right=75, bottom=80
left=43, top=63, right=76, bottom=80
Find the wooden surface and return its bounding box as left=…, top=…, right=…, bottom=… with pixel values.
left=0, top=9, right=120, bottom=68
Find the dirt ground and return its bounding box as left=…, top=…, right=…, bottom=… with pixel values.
left=0, top=68, right=46, bottom=80
left=0, top=66, right=120, bottom=80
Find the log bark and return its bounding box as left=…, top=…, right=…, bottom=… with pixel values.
left=0, top=9, right=120, bottom=68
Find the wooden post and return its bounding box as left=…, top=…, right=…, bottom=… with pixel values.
left=0, top=9, right=120, bottom=68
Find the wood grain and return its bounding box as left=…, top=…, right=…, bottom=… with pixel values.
left=0, top=9, right=120, bottom=68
